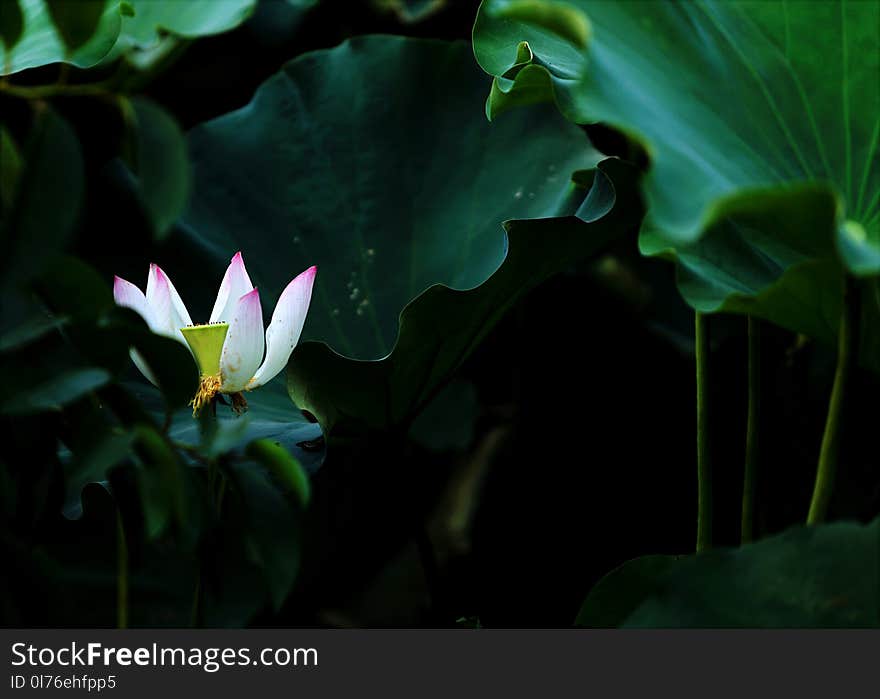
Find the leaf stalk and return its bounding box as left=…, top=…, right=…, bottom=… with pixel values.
left=741, top=316, right=761, bottom=543
left=807, top=276, right=860, bottom=524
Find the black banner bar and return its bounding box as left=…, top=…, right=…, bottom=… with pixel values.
left=2, top=629, right=876, bottom=697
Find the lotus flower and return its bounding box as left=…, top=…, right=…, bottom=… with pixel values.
left=113, top=252, right=316, bottom=415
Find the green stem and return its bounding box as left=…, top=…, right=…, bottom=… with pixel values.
left=116, top=509, right=129, bottom=629
left=695, top=312, right=712, bottom=553
left=741, top=316, right=761, bottom=544
left=807, top=277, right=860, bottom=524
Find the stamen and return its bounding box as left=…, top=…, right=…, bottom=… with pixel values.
left=190, top=374, right=222, bottom=416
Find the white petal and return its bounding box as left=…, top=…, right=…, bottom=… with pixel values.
left=113, top=275, right=155, bottom=328
left=146, top=263, right=192, bottom=342
left=219, top=288, right=265, bottom=393
left=113, top=277, right=160, bottom=385
left=209, top=251, right=254, bottom=324
left=249, top=266, right=316, bottom=389
left=130, top=349, right=158, bottom=386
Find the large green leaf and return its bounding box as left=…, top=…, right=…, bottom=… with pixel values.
left=3, top=367, right=111, bottom=415
left=130, top=378, right=325, bottom=475
left=1, top=0, right=123, bottom=75
left=123, top=97, right=190, bottom=239
left=126, top=380, right=318, bottom=619
left=286, top=164, right=637, bottom=432
left=575, top=554, right=681, bottom=628
left=54, top=378, right=318, bottom=624
left=182, top=36, right=641, bottom=432
left=577, top=518, right=879, bottom=628
left=197, top=448, right=307, bottom=623
left=245, top=438, right=310, bottom=507
left=1, top=0, right=256, bottom=74
left=12, top=482, right=198, bottom=627
left=0, top=0, right=25, bottom=55
left=118, top=0, right=255, bottom=46
left=640, top=186, right=880, bottom=369
left=0, top=110, right=84, bottom=289
left=130, top=423, right=193, bottom=541
left=104, top=0, right=256, bottom=69
left=473, top=0, right=880, bottom=356
left=45, top=0, right=107, bottom=51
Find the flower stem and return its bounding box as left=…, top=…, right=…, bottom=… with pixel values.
left=741, top=316, right=761, bottom=544
left=695, top=312, right=712, bottom=553
left=116, top=509, right=129, bottom=629
left=807, top=276, right=860, bottom=524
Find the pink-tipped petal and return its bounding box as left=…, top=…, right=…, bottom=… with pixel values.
left=113, top=275, right=155, bottom=328
left=146, top=263, right=192, bottom=342
left=113, top=277, right=160, bottom=385
left=209, top=251, right=254, bottom=324
left=249, top=266, right=316, bottom=389
left=219, top=288, right=265, bottom=393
